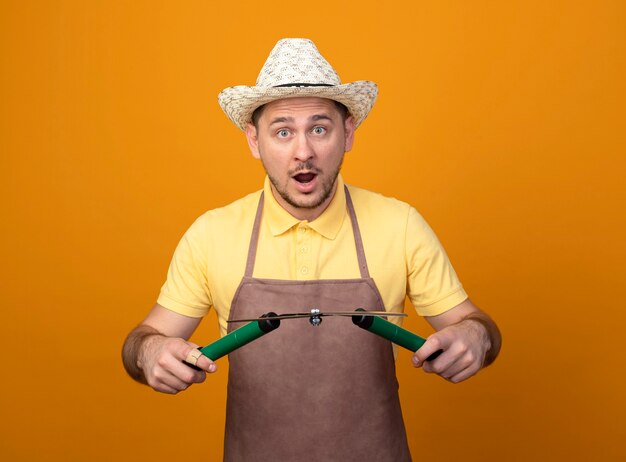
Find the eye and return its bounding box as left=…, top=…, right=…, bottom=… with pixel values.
left=277, top=129, right=290, bottom=138
left=312, top=126, right=326, bottom=135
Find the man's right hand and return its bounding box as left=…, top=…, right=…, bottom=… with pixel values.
left=122, top=303, right=216, bottom=393
left=137, top=334, right=217, bottom=394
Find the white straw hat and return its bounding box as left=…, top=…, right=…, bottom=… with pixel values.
left=218, top=38, right=378, bottom=131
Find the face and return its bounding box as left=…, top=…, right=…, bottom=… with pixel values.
left=246, top=97, right=355, bottom=221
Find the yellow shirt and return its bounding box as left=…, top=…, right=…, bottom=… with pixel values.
left=158, top=175, right=467, bottom=336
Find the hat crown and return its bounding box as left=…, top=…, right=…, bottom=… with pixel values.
left=255, top=38, right=342, bottom=87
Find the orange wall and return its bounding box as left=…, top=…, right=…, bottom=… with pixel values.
left=1, top=1, right=624, bottom=461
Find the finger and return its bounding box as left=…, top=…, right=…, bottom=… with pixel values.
left=440, top=348, right=478, bottom=380
left=422, top=352, right=457, bottom=375
left=423, top=340, right=471, bottom=377
left=430, top=346, right=481, bottom=382
left=448, top=362, right=481, bottom=383
left=159, top=379, right=189, bottom=394
left=424, top=340, right=470, bottom=375
left=168, top=355, right=207, bottom=384
left=413, top=335, right=446, bottom=368
left=183, top=346, right=217, bottom=374
left=196, top=355, right=217, bottom=373
left=151, top=364, right=193, bottom=392
left=153, top=383, right=180, bottom=395
left=152, top=348, right=205, bottom=387
left=432, top=354, right=468, bottom=380
left=183, top=347, right=204, bottom=370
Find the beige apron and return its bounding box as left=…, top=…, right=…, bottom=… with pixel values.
left=224, top=187, right=411, bottom=462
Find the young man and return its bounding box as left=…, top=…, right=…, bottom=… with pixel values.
left=123, top=38, right=501, bottom=462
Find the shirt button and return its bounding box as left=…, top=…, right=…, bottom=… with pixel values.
left=301, top=266, right=309, bottom=275
left=300, top=247, right=308, bottom=254
left=299, top=227, right=307, bottom=233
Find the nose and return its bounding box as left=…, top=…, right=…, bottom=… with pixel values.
left=293, top=132, right=314, bottom=162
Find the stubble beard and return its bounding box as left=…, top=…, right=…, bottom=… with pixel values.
left=265, top=158, right=344, bottom=211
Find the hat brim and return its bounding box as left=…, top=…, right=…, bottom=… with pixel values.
left=218, top=81, right=378, bottom=131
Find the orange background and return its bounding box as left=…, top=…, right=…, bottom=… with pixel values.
left=1, top=1, right=625, bottom=461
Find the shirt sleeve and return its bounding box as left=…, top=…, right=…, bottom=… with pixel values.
left=405, top=207, right=468, bottom=316
left=157, top=214, right=212, bottom=318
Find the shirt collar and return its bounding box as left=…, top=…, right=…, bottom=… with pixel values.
left=263, top=175, right=347, bottom=240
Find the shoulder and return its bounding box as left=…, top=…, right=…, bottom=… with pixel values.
left=346, top=184, right=435, bottom=243
left=183, top=190, right=262, bottom=241
left=346, top=184, right=415, bottom=224
left=193, top=190, right=261, bottom=226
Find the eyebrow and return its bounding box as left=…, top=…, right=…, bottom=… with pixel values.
left=268, top=114, right=334, bottom=127
left=311, top=114, right=333, bottom=123
left=268, top=116, right=293, bottom=126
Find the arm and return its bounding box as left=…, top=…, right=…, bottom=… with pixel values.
left=412, top=299, right=501, bottom=383
left=122, top=303, right=216, bottom=394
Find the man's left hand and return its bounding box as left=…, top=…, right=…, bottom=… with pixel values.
left=412, top=299, right=501, bottom=383
left=412, top=318, right=491, bottom=383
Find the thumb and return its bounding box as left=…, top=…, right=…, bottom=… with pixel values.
left=196, top=353, right=217, bottom=373
left=412, top=335, right=443, bottom=367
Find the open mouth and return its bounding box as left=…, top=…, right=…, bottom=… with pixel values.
left=293, top=172, right=317, bottom=184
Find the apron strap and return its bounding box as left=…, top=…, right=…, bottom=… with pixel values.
left=244, top=192, right=265, bottom=278
left=244, top=186, right=371, bottom=279
left=344, top=186, right=371, bottom=279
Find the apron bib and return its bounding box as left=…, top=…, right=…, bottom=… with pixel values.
left=224, top=187, right=411, bottom=462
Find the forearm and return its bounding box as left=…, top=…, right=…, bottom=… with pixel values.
left=461, top=312, right=501, bottom=367
left=122, top=325, right=164, bottom=384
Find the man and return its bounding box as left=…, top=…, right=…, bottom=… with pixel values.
left=122, top=38, right=501, bottom=461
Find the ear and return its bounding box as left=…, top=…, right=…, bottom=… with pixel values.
left=245, top=123, right=261, bottom=159
left=343, top=115, right=356, bottom=152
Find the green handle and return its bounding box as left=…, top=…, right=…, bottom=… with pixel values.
left=352, top=309, right=442, bottom=361
left=184, top=312, right=280, bottom=369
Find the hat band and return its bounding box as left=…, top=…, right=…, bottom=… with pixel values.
left=273, top=83, right=334, bottom=88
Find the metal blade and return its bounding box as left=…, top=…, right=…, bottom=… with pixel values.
left=228, top=310, right=407, bottom=323
left=228, top=313, right=312, bottom=322
left=319, top=311, right=407, bottom=318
